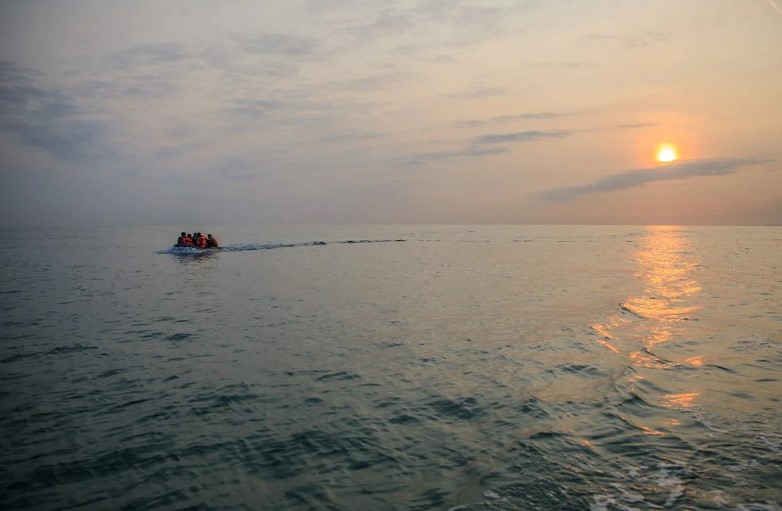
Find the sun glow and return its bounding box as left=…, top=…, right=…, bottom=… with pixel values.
left=656, top=144, right=678, bottom=163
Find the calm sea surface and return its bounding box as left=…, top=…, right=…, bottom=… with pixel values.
left=1, top=225, right=780, bottom=510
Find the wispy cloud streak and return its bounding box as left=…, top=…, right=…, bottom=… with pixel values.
left=402, top=146, right=509, bottom=165
left=541, top=158, right=772, bottom=202
left=471, top=130, right=571, bottom=144
left=454, top=112, right=570, bottom=128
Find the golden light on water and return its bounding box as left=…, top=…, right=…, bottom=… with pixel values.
left=632, top=228, right=703, bottom=410
left=656, top=143, right=678, bottom=163
left=591, top=227, right=706, bottom=416
left=685, top=356, right=704, bottom=367
left=662, top=392, right=700, bottom=409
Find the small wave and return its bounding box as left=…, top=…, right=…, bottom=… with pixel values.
left=316, top=371, right=361, bottom=382
left=426, top=396, right=486, bottom=421
left=222, top=241, right=326, bottom=252
left=223, top=239, right=406, bottom=252
left=619, top=303, right=645, bottom=318
left=160, top=238, right=405, bottom=254
left=46, top=344, right=98, bottom=355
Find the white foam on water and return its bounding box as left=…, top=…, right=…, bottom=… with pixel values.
left=608, top=483, right=645, bottom=503
left=590, top=494, right=642, bottom=511
left=592, top=461, right=692, bottom=510
left=757, top=432, right=781, bottom=453
left=160, top=246, right=220, bottom=254
left=736, top=504, right=782, bottom=511
left=699, top=489, right=730, bottom=507
left=653, top=464, right=686, bottom=507
left=693, top=410, right=728, bottom=433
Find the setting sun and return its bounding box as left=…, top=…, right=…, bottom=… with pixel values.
left=656, top=144, right=679, bottom=163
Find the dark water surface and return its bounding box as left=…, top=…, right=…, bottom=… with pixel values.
left=1, top=226, right=780, bottom=510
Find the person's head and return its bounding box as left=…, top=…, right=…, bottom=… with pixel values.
left=181, top=232, right=186, bottom=237
left=207, top=234, right=212, bottom=238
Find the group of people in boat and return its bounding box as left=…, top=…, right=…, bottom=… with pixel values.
left=175, top=231, right=219, bottom=249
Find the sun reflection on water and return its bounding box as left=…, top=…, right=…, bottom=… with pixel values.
left=625, top=226, right=703, bottom=362
left=623, top=226, right=702, bottom=324
left=591, top=226, right=705, bottom=407
left=662, top=392, right=700, bottom=409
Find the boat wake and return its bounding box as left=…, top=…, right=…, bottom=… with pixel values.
left=159, top=238, right=405, bottom=254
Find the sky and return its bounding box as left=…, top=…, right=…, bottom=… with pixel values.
left=1, top=0, right=780, bottom=226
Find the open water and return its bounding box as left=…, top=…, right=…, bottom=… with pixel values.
left=1, top=225, right=780, bottom=510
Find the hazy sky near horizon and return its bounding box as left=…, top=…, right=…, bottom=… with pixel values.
left=1, top=0, right=780, bottom=226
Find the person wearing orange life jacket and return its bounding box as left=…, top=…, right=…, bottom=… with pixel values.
left=195, top=233, right=208, bottom=249
left=175, top=232, right=194, bottom=247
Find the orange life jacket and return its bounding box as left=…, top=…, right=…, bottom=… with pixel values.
left=196, top=236, right=207, bottom=248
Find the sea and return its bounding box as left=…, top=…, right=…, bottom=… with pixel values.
left=1, top=225, right=780, bottom=511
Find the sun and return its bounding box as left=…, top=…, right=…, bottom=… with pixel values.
left=656, top=143, right=678, bottom=163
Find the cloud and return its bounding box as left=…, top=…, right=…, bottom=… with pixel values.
left=577, top=122, right=657, bottom=134
left=403, top=121, right=640, bottom=166
left=0, top=61, right=74, bottom=116
left=234, top=33, right=320, bottom=57
left=541, top=158, right=773, bottom=202
left=84, top=38, right=304, bottom=103
left=0, top=60, right=114, bottom=164
left=71, top=77, right=179, bottom=100
left=454, top=112, right=653, bottom=131
left=327, top=73, right=407, bottom=93
left=108, top=39, right=302, bottom=75
left=400, top=126, right=574, bottom=166
left=401, top=145, right=510, bottom=165
left=110, top=43, right=190, bottom=68
left=454, top=112, right=572, bottom=128
left=315, top=131, right=388, bottom=143
left=224, top=93, right=378, bottom=130
left=75, top=43, right=197, bottom=103
left=446, top=87, right=507, bottom=99
left=315, top=0, right=536, bottom=54
left=471, top=129, right=571, bottom=145
left=338, top=7, right=416, bottom=41
left=611, top=122, right=656, bottom=129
